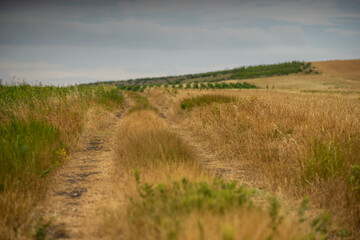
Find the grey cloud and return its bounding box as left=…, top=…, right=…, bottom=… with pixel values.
left=324, top=28, right=360, bottom=36
left=0, top=18, right=307, bottom=49
left=2, top=0, right=359, bottom=25
left=0, top=0, right=359, bottom=85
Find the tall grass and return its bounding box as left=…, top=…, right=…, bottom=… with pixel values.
left=0, top=84, right=123, bottom=239
left=0, top=119, right=62, bottom=192
left=101, top=108, right=320, bottom=240
left=176, top=91, right=360, bottom=236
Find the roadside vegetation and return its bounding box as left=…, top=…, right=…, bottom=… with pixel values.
left=0, top=84, right=123, bottom=239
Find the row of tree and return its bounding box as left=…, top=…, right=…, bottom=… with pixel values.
left=118, top=81, right=258, bottom=92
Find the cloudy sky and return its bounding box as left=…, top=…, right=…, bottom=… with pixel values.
left=0, top=0, right=360, bottom=85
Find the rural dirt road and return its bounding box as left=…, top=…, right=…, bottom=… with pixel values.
left=36, top=104, right=129, bottom=239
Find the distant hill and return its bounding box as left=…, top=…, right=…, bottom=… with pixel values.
left=311, top=59, right=360, bottom=81
left=87, top=61, right=313, bottom=86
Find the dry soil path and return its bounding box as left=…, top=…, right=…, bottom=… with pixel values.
left=36, top=102, right=130, bottom=239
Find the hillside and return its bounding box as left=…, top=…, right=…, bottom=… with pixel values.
left=312, top=59, right=360, bottom=81
left=88, top=61, right=312, bottom=86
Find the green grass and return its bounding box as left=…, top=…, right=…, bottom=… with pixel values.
left=0, top=119, right=63, bottom=192
left=0, top=85, right=123, bottom=120
left=180, top=95, right=236, bottom=111
left=0, top=84, right=124, bottom=189
left=304, top=139, right=344, bottom=181
left=128, top=92, right=157, bottom=113
left=303, top=138, right=360, bottom=200
left=126, top=173, right=331, bottom=240
left=128, top=175, right=257, bottom=240
left=94, top=86, right=124, bottom=109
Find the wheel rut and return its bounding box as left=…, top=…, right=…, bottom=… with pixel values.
left=36, top=103, right=131, bottom=239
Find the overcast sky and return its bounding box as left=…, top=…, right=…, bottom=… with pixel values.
left=1, top=0, right=360, bottom=85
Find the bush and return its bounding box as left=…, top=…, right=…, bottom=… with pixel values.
left=128, top=176, right=256, bottom=240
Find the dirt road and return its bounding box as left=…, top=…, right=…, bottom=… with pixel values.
left=36, top=106, right=128, bottom=239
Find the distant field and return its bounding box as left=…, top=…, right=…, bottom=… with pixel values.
left=230, top=59, right=360, bottom=92
left=88, top=61, right=312, bottom=87
left=98, top=60, right=360, bottom=95
left=312, top=59, right=360, bottom=81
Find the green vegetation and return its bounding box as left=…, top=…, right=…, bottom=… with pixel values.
left=229, top=61, right=305, bottom=79
left=87, top=61, right=310, bottom=87
left=127, top=92, right=157, bottom=113
left=180, top=95, right=236, bottom=110
left=303, top=138, right=360, bottom=200
left=126, top=172, right=331, bottom=240
left=304, top=140, right=344, bottom=181
left=0, top=119, right=62, bottom=192
left=129, top=175, right=256, bottom=240
left=117, top=81, right=257, bottom=93
left=94, top=86, right=124, bottom=108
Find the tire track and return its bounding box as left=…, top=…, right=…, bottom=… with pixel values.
left=35, top=100, right=131, bottom=239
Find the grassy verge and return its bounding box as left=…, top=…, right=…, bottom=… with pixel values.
left=0, top=84, right=123, bottom=239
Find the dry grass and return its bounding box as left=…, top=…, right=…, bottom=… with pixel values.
left=147, top=89, right=360, bottom=237
left=101, top=107, right=322, bottom=240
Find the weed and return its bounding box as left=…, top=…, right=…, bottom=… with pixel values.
left=34, top=218, right=52, bottom=240
left=304, top=140, right=344, bottom=181
left=128, top=175, right=256, bottom=240
left=268, top=197, right=283, bottom=234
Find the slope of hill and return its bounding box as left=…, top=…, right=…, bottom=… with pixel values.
left=87, top=61, right=312, bottom=86
left=312, top=59, right=360, bottom=81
